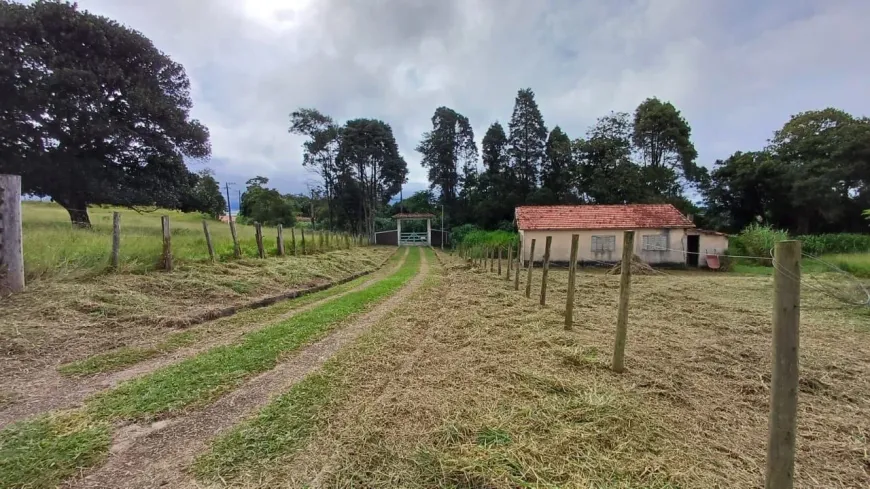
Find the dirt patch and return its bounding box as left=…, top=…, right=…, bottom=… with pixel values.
left=67, top=249, right=429, bottom=489
left=0, top=249, right=404, bottom=430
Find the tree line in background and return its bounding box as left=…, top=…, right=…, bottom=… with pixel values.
left=1, top=1, right=867, bottom=237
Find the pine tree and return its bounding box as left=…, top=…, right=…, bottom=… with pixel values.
left=507, top=88, right=548, bottom=198
left=416, top=107, right=477, bottom=225
left=541, top=126, right=573, bottom=202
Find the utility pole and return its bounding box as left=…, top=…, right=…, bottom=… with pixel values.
left=224, top=182, right=235, bottom=223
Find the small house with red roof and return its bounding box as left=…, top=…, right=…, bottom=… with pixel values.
left=515, top=204, right=728, bottom=267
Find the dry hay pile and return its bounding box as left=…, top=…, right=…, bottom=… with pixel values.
left=607, top=254, right=666, bottom=275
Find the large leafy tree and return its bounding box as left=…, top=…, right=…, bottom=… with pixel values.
left=769, top=108, right=870, bottom=233
left=541, top=126, right=574, bottom=202
left=632, top=97, right=700, bottom=195
left=337, top=119, right=408, bottom=239
left=288, top=108, right=341, bottom=228
left=703, top=151, right=791, bottom=232
left=180, top=169, right=226, bottom=219
left=416, top=106, right=477, bottom=225
left=239, top=176, right=296, bottom=227
left=0, top=0, right=210, bottom=226
left=574, top=112, right=649, bottom=204
left=473, top=122, right=516, bottom=227
left=507, top=88, right=548, bottom=198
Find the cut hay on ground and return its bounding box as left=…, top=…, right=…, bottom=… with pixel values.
left=231, top=251, right=869, bottom=488
left=607, top=253, right=667, bottom=275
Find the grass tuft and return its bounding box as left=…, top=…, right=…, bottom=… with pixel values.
left=0, top=413, right=111, bottom=489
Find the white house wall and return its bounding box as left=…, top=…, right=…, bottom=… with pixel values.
left=520, top=228, right=689, bottom=265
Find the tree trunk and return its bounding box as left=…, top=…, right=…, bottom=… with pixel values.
left=58, top=200, right=91, bottom=228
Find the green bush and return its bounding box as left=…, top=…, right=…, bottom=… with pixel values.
left=730, top=224, right=789, bottom=265
left=796, top=234, right=870, bottom=255
left=450, top=224, right=479, bottom=247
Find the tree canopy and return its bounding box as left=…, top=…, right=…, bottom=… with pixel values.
left=0, top=0, right=211, bottom=226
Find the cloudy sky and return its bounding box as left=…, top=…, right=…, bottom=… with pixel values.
left=74, top=0, right=870, bottom=207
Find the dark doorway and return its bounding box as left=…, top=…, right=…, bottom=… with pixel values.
left=687, top=235, right=700, bottom=267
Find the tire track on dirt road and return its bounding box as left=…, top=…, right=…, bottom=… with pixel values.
left=69, top=248, right=429, bottom=489
left=0, top=249, right=408, bottom=430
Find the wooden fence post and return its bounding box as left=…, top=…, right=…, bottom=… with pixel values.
left=612, top=230, right=635, bottom=373
left=254, top=222, right=265, bottom=258
left=161, top=215, right=173, bottom=271
left=277, top=224, right=285, bottom=256
left=539, top=236, right=552, bottom=306
left=514, top=244, right=521, bottom=290
left=0, top=174, right=24, bottom=293
left=229, top=220, right=241, bottom=258
left=565, top=234, right=579, bottom=330
left=506, top=245, right=512, bottom=282
left=489, top=247, right=494, bottom=272
left=110, top=211, right=121, bottom=269
left=498, top=247, right=503, bottom=276
left=202, top=220, right=215, bottom=262
left=301, top=228, right=306, bottom=255
left=291, top=228, right=298, bottom=256
left=766, top=240, right=801, bottom=489
left=525, top=239, right=537, bottom=298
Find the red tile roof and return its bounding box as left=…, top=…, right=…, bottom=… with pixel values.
left=515, top=204, right=694, bottom=231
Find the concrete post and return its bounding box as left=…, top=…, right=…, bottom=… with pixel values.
left=0, top=174, right=24, bottom=293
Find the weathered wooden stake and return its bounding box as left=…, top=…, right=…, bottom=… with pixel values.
left=291, top=228, right=298, bottom=256
left=565, top=234, right=579, bottom=330
left=525, top=239, right=537, bottom=298
left=254, top=222, right=265, bottom=258
left=539, top=236, right=552, bottom=306
left=0, top=174, right=24, bottom=293
left=276, top=224, right=285, bottom=256
left=202, top=220, right=215, bottom=262
left=110, top=211, right=121, bottom=269
left=161, top=215, right=173, bottom=271
left=506, top=246, right=512, bottom=282
left=229, top=220, right=241, bottom=258
left=489, top=247, right=494, bottom=272
left=514, top=245, right=521, bottom=290
left=301, top=228, right=307, bottom=254
left=766, top=240, right=801, bottom=489
left=497, top=247, right=503, bottom=275
left=612, top=230, right=635, bottom=373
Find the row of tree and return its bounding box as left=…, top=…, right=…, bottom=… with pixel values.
left=2, top=2, right=867, bottom=236
left=410, top=90, right=870, bottom=235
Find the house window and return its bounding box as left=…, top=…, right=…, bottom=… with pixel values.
left=642, top=235, right=667, bottom=251
left=591, top=235, right=616, bottom=252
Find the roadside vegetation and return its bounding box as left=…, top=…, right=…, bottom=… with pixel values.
left=0, top=248, right=422, bottom=489
left=22, top=202, right=358, bottom=281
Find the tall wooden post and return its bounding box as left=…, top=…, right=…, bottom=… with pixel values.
left=255, top=222, right=265, bottom=258
left=291, top=228, right=298, bottom=256
left=514, top=245, right=521, bottom=290
left=565, top=234, right=579, bottom=330
left=161, top=216, right=173, bottom=271
left=301, top=228, right=307, bottom=255
left=202, top=220, right=215, bottom=262
left=539, top=236, right=552, bottom=306
left=766, top=240, right=801, bottom=489
left=505, top=246, right=512, bottom=282
left=229, top=220, right=241, bottom=258
left=525, top=239, right=537, bottom=298
left=497, top=247, right=502, bottom=276
left=612, top=231, right=635, bottom=373
left=0, top=174, right=24, bottom=293
left=276, top=224, right=285, bottom=256
left=110, top=211, right=121, bottom=269
left=489, top=247, right=494, bottom=272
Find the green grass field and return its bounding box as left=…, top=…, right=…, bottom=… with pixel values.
left=730, top=252, right=870, bottom=277
left=22, top=202, right=357, bottom=280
